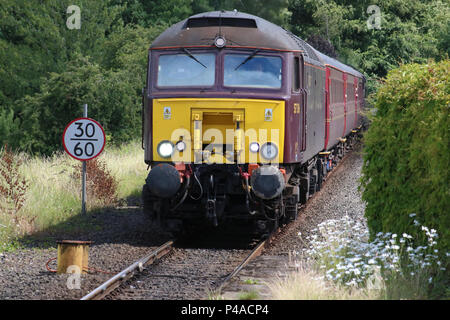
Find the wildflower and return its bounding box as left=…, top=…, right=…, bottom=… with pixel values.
left=409, top=213, right=416, bottom=217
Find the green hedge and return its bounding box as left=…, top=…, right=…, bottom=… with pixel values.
left=361, top=60, right=449, bottom=253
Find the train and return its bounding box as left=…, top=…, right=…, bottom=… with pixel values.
left=141, top=11, right=365, bottom=235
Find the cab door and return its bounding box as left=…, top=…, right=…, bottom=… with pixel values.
left=287, top=53, right=304, bottom=163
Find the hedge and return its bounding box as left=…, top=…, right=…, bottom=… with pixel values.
left=361, top=59, right=449, bottom=253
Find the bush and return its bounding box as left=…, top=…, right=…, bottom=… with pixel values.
left=360, top=60, right=449, bottom=256
left=72, top=158, right=118, bottom=207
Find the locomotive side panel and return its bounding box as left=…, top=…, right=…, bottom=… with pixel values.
left=283, top=53, right=304, bottom=163
left=301, top=63, right=326, bottom=162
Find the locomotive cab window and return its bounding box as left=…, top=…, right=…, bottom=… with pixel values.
left=157, top=53, right=216, bottom=87
left=293, top=57, right=300, bottom=92
left=224, top=54, right=282, bottom=89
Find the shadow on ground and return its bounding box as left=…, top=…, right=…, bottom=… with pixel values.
left=16, top=194, right=260, bottom=251
left=16, top=194, right=173, bottom=250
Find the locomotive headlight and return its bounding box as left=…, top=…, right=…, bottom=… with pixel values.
left=157, top=141, right=174, bottom=158
left=249, top=142, right=260, bottom=153
left=260, top=142, right=278, bottom=160
left=214, top=36, right=226, bottom=48
left=175, top=140, right=186, bottom=152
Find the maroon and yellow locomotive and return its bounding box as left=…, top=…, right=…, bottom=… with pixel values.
left=142, top=11, right=365, bottom=234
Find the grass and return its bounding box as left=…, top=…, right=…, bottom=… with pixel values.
left=267, top=267, right=379, bottom=300
left=0, top=141, right=148, bottom=252
left=238, top=290, right=260, bottom=300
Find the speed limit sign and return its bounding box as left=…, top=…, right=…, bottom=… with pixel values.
left=63, top=118, right=106, bottom=161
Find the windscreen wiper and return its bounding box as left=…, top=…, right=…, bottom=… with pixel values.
left=235, top=49, right=260, bottom=70
left=182, top=47, right=207, bottom=68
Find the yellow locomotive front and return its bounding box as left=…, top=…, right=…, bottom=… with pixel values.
left=151, top=97, right=285, bottom=165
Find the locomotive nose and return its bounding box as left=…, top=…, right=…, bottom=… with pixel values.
left=250, top=166, right=285, bottom=199
left=145, top=163, right=181, bottom=198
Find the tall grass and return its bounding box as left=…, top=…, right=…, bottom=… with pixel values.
left=268, top=267, right=378, bottom=300
left=0, top=141, right=148, bottom=251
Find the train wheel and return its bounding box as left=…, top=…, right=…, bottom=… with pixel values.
left=316, top=160, right=324, bottom=192
left=285, top=200, right=299, bottom=222
left=299, top=172, right=309, bottom=204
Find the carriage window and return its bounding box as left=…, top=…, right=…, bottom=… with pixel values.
left=157, top=53, right=215, bottom=87
left=224, top=54, right=282, bottom=89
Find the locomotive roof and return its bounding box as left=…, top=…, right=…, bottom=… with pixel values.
left=150, top=11, right=364, bottom=78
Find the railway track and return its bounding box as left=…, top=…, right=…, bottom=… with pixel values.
left=80, top=235, right=272, bottom=300
left=80, top=240, right=174, bottom=300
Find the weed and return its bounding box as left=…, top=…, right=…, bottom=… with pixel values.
left=0, top=145, right=34, bottom=233
left=72, top=157, right=118, bottom=207
left=243, top=278, right=259, bottom=285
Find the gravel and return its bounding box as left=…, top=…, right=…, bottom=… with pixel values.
left=265, top=144, right=367, bottom=256
left=0, top=206, right=172, bottom=300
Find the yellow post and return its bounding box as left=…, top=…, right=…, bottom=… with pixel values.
left=56, top=240, right=92, bottom=274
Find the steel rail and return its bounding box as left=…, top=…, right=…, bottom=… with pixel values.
left=218, top=231, right=276, bottom=292
left=80, top=240, right=174, bottom=300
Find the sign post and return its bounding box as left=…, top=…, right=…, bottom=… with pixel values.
left=63, top=105, right=106, bottom=215
left=82, top=104, right=87, bottom=215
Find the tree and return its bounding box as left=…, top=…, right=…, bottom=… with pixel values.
left=288, top=0, right=450, bottom=82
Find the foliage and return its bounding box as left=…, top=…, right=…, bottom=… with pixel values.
left=360, top=60, right=450, bottom=257
left=289, top=0, right=450, bottom=93
left=1, top=0, right=449, bottom=155
left=1, top=0, right=162, bottom=154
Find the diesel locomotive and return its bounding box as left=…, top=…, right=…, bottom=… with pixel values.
left=142, top=11, right=365, bottom=235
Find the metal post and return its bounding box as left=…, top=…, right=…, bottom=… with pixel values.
left=81, top=104, right=88, bottom=215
